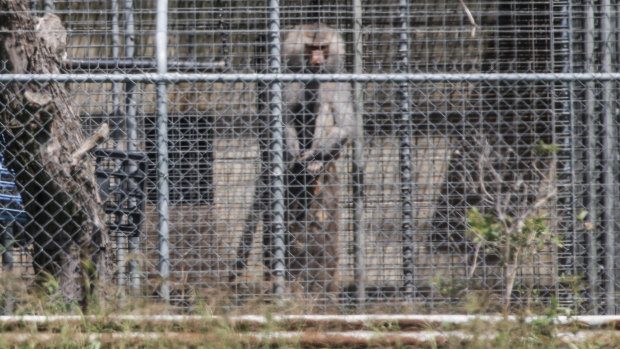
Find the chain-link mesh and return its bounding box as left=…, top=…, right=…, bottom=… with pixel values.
left=0, top=0, right=618, bottom=315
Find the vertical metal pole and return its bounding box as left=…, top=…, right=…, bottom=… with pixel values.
left=156, top=0, right=171, bottom=302
left=217, top=0, right=231, bottom=70
left=352, top=0, right=366, bottom=308
left=123, top=0, right=141, bottom=291
left=111, top=0, right=123, bottom=146
left=124, top=0, right=137, bottom=154
left=397, top=0, right=415, bottom=301
left=584, top=0, right=600, bottom=314
left=600, top=0, right=617, bottom=314
left=110, top=0, right=128, bottom=290
left=553, top=0, right=581, bottom=312
left=268, top=0, right=286, bottom=297
left=42, top=0, right=53, bottom=12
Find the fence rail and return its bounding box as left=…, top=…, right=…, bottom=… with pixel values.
left=5, top=72, right=620, bottom=83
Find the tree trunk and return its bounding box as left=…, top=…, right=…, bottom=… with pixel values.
left=0, top=0, right=110, bottom=305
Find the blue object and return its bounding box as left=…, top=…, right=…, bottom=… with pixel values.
left=0, top=161, right=27, bottom=223
left=0, top=134, right=27, bottom=223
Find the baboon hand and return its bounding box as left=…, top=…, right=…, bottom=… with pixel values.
left=296, top=150, right=323, bottom=173
left=306, top=160, right=323, bottom=173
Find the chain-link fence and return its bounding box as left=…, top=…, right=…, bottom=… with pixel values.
left=0, top=0, right=619, bottom=315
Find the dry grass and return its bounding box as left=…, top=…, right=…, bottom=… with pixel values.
left=0, top=274, right=618, bottom=348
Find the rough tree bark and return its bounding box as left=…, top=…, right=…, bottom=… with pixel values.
left=0, top=0, right=110, bottom=304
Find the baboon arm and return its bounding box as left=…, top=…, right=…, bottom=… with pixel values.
left=284, top=123, right=300, bottom=162
left=299, top=84, right=356, bottom=163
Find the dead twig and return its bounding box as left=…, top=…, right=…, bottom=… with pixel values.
left=458, top=0, right=479, bottom=37
left=71, top=123, right=109, bottom=167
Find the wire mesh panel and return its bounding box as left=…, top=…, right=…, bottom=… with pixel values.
left=0, top=0, right=619, bottom=315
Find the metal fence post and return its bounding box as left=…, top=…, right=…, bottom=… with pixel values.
left=42, top=0, right=53, bottom=12
left=268, top=0, right=286, bottom=297
left=600, top=0, right=618, bottom=315
left=124, top=0, right=137, bottom=154
left=553, top=0, right=583, bottom=313
left=111, top=0, right=122, bottom=142
left=584, top=0, right=600, bottom=314
left=352, top=0, right=366, bottom=308
left=156, top=0, right=171, bottom=302
left=110, top=0, right=128, bottom=291
left=122, top=0, right=142, bottom=293
left=397, top=0, right=415, bottom=302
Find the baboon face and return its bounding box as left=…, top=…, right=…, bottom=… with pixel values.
left=281, top=23, right=345, bottom=73
left=304, top=43, right=330, bottom=72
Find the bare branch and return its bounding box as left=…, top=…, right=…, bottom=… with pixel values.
left=71, top=123, right=109, bottom=167
left=458, top=0, right=479, bottom=37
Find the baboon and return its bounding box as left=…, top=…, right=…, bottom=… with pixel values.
left=233, top=23, right=356, bottom=298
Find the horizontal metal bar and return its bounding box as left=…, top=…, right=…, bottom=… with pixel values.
left=93, top=148, right=148, bottom=162
left=2, top=314, right=620, bottom=327
left=2, top=72, right=620, bottom=83
left=64, top=59, right=227, bottom=72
